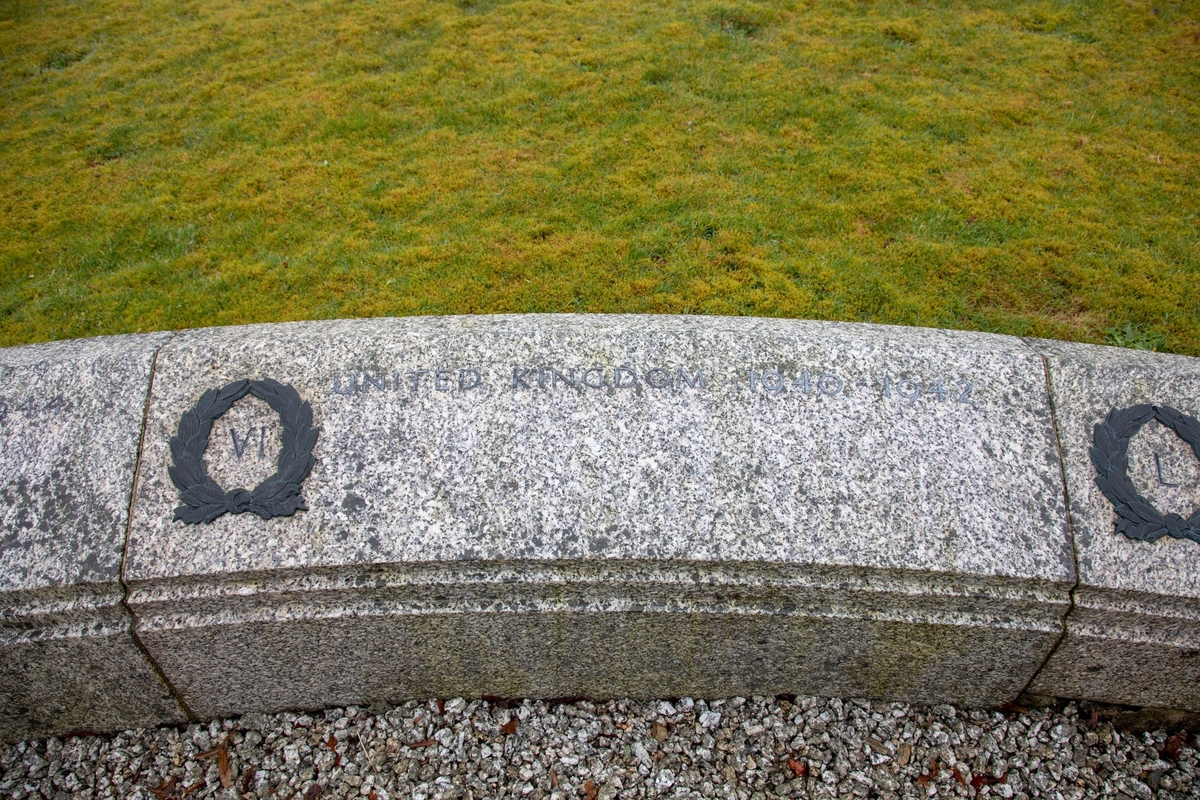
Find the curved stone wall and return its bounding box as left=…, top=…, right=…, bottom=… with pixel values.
left=1, top=315, right=1197, bottom=741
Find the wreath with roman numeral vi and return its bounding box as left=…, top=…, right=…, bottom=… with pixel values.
left=169, top=378, right=319, bottom=524
left=1090, top=404, right=1200, bottom=544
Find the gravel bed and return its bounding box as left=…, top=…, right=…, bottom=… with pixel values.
left=2, top=696, right=1196, bottom=799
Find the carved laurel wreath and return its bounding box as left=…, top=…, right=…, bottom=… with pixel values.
left=169, top=379, right=319, bottom=524
left=1090, top=404, right=1200, bottom=544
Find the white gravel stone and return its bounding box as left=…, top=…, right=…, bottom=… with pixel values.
left=2, top=695, right=1196, bottom=799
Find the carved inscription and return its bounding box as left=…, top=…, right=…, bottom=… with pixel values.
left=332, top=369, right=481, bottom=395
left=329, top=366, right=707, bottom=395
left=511, top=367, right=705, bottom=392
left=209, top=395, right=282, bottom=491
left=328, top=366, right=983, bottom=405
left=230, top=426, right=269, bottom=461
left=1126, top=418, right=1200, bottom=519
left=748, top=370, right=975, bottom=405
left=0, top=394, right=73, bottom=422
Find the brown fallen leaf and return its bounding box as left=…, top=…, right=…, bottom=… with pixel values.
left=149, top=776, right=178, bottom=799
left=501, top=718, right=518, bottom=735
left=584, top=780, right=599, bottom=800
left=952, top=767, right=967, bottom=786
left=241, top=765, right=257, bottom=793
left=325, top=734, right=342, bottom=766
left=303, top=784, right=322, bottom=800
left=1163, top=733, right=1187, bottom=761
left=405, top=738, right=436, bottom=748
left=898, top=744, right=911, bottom=766
left=181, top=780, right=205, bottom=798
left=867, top=737, right=889, bottom=756
left=972, top=772, right=1007, bottom=791
left=917, top=757, right=940, bottom=787
left=218, top=747, right=232, bottom=790
left=786, top=756, right=807, bottom=778
left=650, top=721, right=669, bottom=742
left=550, top=770, right=559, bottom=788
left=437, top=699, right=446, bottom=715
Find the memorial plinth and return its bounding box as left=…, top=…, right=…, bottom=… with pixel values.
left=2, top=314, right=1198, bottom=741
left=123, top=316, right=1072, bottom=718
left=0, top=334, right=184, bottom=742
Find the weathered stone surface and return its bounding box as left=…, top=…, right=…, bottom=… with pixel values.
left=126, top=316, right=1074, bottom=718
left=1026, top=339, right=1200, bottom=711
left=0, top=334, right=185, bottom=742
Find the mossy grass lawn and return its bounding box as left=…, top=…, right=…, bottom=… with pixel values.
left=1, top=0, right=1197, bottom=351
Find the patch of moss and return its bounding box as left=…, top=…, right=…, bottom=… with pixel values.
left=85, top=125, right=138, bottom=164
left=641, top=66, right=673, bottom=85
left=706, top=4, right=768, bottom=37
left=881, top=20, right=920, bottom=44
left=40, top=46, right=89, bottom=71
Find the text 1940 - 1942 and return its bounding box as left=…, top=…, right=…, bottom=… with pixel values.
left=0, top=394, right=72, bottom=423
left=748, top=370, right=974, bottom=405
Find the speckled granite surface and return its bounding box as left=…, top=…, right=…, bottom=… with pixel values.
left=1026, top=339, right=1200, bottom=711
left=123, top=316, right=1075, bottom=717
left=127, top=316, right=1071, bottom=580
left=0, top=334, right=185, bottom=742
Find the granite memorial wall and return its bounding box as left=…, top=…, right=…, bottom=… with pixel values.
left=1, top=316, right=1197, bottom=741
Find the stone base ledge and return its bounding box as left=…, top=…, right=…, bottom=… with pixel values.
left=0, top=585, right=185, bottom=741
left=1065, top=588, right=1200, bottom=649
left=124, top=562, right=1073, bottom=718
left=0, top=585, right=129, bottom=646
left=126, top=562, right=1069, bottom=630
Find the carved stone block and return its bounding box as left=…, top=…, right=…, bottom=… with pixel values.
left=1027, top=340, right=1200, bottom=711
left=0, top=334, right=185, bottom=742
left=125, top=316, right=1075, bottom=718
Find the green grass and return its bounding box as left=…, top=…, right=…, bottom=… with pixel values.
left=1, top=0, right=1197, bottom=351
